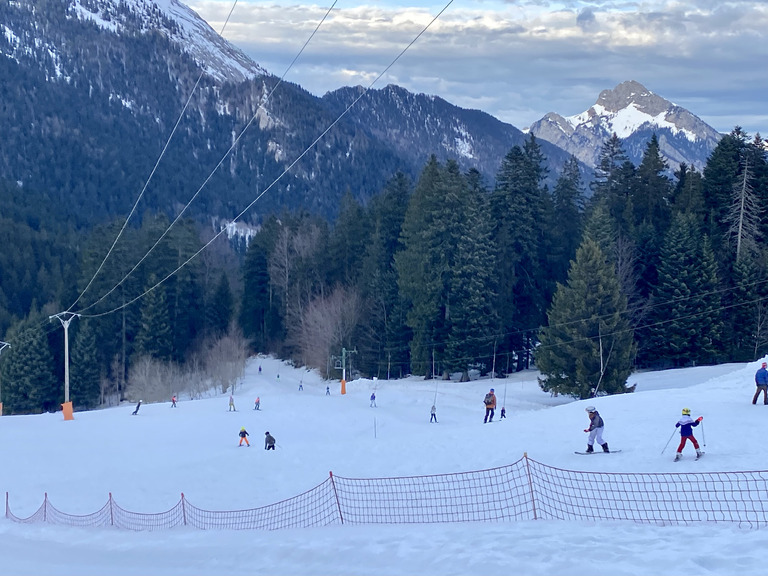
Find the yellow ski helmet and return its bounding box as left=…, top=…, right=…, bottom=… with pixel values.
left=682, top=408, right=691, bottom=415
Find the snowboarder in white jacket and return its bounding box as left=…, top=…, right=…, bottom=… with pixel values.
left=584, top=406, right=609, bottom=453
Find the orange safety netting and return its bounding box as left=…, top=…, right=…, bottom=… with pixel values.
left=7, top=455, right=768, bottom=530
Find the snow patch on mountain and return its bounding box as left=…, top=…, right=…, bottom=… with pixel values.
left=68, top=0, right=265, bottom=84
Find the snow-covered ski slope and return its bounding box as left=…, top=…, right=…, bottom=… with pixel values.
left=1, top=356, right=766, bottom=575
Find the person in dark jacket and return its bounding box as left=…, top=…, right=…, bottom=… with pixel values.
left=753, top=362, right=768, bottom=405
left=674, top=408, right=703, bottom=461
left=583, top=406, right=609, bottom=453
left=131, top=400, right=142, bottom=415
left=430, top=404, right=438, bottom=423
left=239, top=427, right=250, bottom=447
left=265, top=431, right=276, bottom=450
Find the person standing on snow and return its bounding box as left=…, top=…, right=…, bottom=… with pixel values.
left=500, top=406, right=506, bottom=419
left=171, top=395, right=177, bottom=408
left=370, top=392, right=377, bottom=407
left=228, top=395, right=236, bottom=412
left=265, top=431, right=276, bottom=450
left=239, top=427, right=250, bottom=447
left=131, top=400, right=142, bottom=415
left=674, top=408, right=703, bottom=461
left=753, top=362, right=768, bottom=405
left=254, top=397, right=260, bottom=411
left=583, top=406, right=609, bottom=453
left=326, top=386, right=330, bottom=396
left=483, top=388, right=497, bottom=423
left=430, top=404, right=438, bottom=423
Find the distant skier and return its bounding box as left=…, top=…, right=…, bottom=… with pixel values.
left=500, top=406, right=506, bottom=419
left=228, top=395, right=236, bottom=412
left=430, top=404, right=438, bottom=423
left=326, top=386, right=330, bottom=396
left=254, top=397, right=260, bottom=411
left=583, top=406, right=609, bottom=453
left=753, top=362, right=768, bottom=405
left=239, top=427, right=250, bottom=447
left=259, top=365, right=262, bottom=375
left=265, top=431, right=276, bottom=450
left=370, top=392, right=377, bottom=407
left=171, top=395, right=177, bottom=408
left=674, top=408, right=703, bottom=461
left=131, top=400, right=142, bottom=416
left=483, top=388, right=497, bottom=423
left=298, top=382, right=303, bottom=391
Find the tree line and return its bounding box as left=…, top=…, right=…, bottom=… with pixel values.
left=1, top=128, right=767, bottom=412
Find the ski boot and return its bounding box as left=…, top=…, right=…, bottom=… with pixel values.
left=601, top=443, right=610, bottom=453
left=696, top=449, right=703, bottom=459
left=586, top=444, right=594, bottom=453
left=674, top=452, right=682, bottom=462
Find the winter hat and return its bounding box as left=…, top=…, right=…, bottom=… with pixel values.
left=241, top=427, right=245, bottom=431
left=682, top=408, right=691, bottom=415
left=585, top=406, right=596, bottom=413
left=265, top=431, right=270, bottom=435
left=762, top=362, right=767, bottom=368
left=490, top=388, right=494, bottom=393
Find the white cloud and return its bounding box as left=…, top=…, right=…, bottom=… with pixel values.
left=191, top=0, right=768, bottom=135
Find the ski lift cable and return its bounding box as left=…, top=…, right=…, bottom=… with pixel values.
left=77, top=0, right=457, bottom=319
left=71, top=0, right=339, bottom=317
left=66, top=0, right=242, bottom=315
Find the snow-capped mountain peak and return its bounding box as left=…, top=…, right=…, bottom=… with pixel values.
left=69, top=0, right=265, bottom=83
left=529, top=80, right=722, bottom=171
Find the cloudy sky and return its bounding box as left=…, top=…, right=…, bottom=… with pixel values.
left=191, top=0, right=768, bottom=136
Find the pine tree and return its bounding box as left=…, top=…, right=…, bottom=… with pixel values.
left=588, top=132, right=636, bottom=237
left=536, top=238, right=635, bottom=399
left=491, top=138, right=549, bottom=371
left=443, top=167, right=498, bottom=377
left=0, top=317, right=58, bottom=414
left=207, top=271, right=234, bottom=337
left=70, top=319, right=101, bottom=410
left=640, top=213, right=723, bottom=367
left=548, top=156, right=584, bottom=284
left=134, top=274, right=173, bottom=361
left=239, top=237, right=273, bottom=351
left=631, top=134, right=672, bottom=232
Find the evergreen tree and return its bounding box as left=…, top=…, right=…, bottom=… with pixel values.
left=207, top=271, right=234, bottom=337
left=536, top=239, right=635, bottom=399
left=631, top=134, right=672, bottom=232
left=69, top=319, right=101, bottom=410
left=134, top=275, right=173, bottom=361
left=327, top=190, right=369, bottom=286
left=443, top=167, right=499, bottom=377
left=726, top=255, right=767, bottom=361
left=239, top=237, right=273, bottom=351
left=672, top=163, right=705, bottom=221
left=588, top=133, right=636, bottom=237
left=0, top=316, right=58, bottom=414
left=490, top=137, right=549, bottom=371
left=548, top=156, right=584, bottom=283
left=640, top=213, right=723, bottom=367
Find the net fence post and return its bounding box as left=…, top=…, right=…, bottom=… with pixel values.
left=109, top=492, right=114, bottom=526
left=44, top=493, right=48, bottom=523
left=181, top=493, right=187, bottom=526
left=329, top=471, right=344, bottom=525
left=524, top=453, right=538, bottom=520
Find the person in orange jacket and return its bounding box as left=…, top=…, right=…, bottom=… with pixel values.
left=483, top=388, right=497, bottom=423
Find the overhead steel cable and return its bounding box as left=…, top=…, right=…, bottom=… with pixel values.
left=72, top=0, right=339, bottom=317
left=77, top=0, right=456, bottom=319
left=66, top=0, right=242, bottom=315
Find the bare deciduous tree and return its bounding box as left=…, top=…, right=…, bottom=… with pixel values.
left=299, top=286, right=362, bottom=372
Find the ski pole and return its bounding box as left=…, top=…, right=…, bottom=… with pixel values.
left=661, top=428, right=677, bottom=454
left=700, top=421, right=706, bottom=447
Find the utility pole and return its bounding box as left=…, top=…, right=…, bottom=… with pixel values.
left=0, top=340, right=10, bottom=415
left=50, top=312, right=80, bottom=404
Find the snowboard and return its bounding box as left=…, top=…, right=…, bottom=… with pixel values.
left=574, top=450, right=622, bottom=455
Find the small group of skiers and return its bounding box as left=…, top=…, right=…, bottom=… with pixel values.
left=580, top=405, right=703, bottom=461
left=238, top=427, right=276, bottom=450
